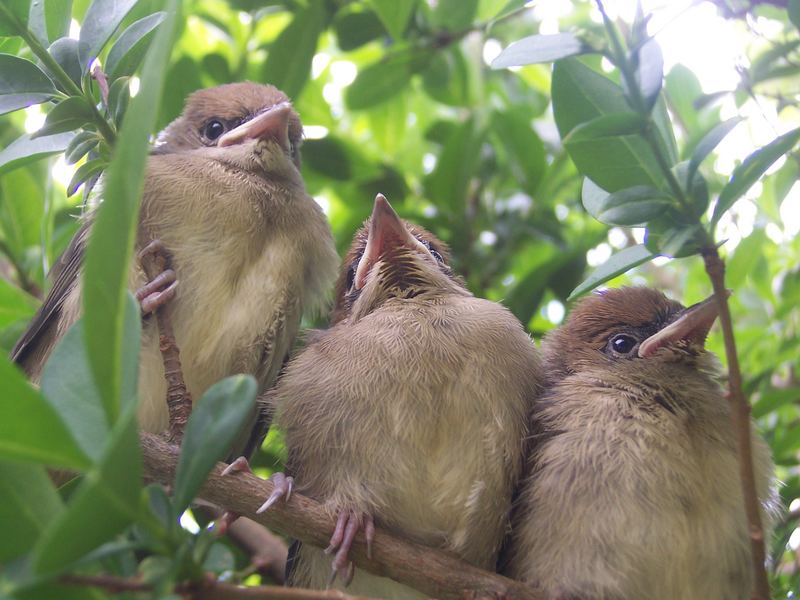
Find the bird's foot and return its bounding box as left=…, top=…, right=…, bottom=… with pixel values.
left=325, top=510, right=375, bottom=586
left=136, top=239, right=178, bottom=315
left=214, top=456, right=255, bottom=534
left=257, top=472, right=294, bottom=514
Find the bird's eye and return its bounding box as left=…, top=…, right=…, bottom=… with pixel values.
left=430, top=248, right=444, bottom=263
left=609, top=334, right=638, bottom=356
left=203, top=119, right=226, bottom=141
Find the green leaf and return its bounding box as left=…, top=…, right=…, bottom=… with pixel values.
left=0, top=461, right=63, bottom=563
left=78, top=0, right=138, bottom=73
left=302, top=137, right=352, bottom=181
left=346, top=49, right=429, bottom=110
left=333, top=8, right=385, bottom=51
left=370, top=0, right=415, bottom=40
left=107, top=77, right=130, bottom=127
left=584, top=182, right=674, bottom=226
left=645, top=222, right=702, bottom=258
left=31, top=96, right=94, bottom=139
left=790, top=0, right=800, bottom=30
left=0, top=0, right=30, bottom=37
left=490, top=107, right=546, bottom=195
left=28, top=0, right=72, bottom=45
left=492, top=33, right=584, bottom=68
left=0, top=277, right=38, bottom=329
left=64, top=130, right=100, bottom=165
left=0, top=54, right=58, bottom=116
left=552, top=58, right=668, bottom=192
left=0, top=356, right=91, bottom=470
left=32, top=408, right=141, bottom=574
left=173, top=375, right=258, bottom=514
left=46, top=37, right=82, bottom=89
left=712, top=126, right=800, bottom=225
left=563, top=112, right=646, bottom=142
left=82, top=1, right=180, bottom=425
left=753, top=387, right=800, bottom=419
left=432, top=0, right=478, bottom=30
left=631, top=38, right=663, bottom=112
left=568, top=244, right=654, bottom=300
left=422, top=47, right=473, bottom=107
left=262, top=0, right=326, bottom=100
left=687, top=117, right=742, bottom=182
left=0, top=167, right=43, bottom=266
left=671, top=161, right=709, bottom=219
left=40, top=317, right=111, bottom=464
left=0, top=131, right=74, bottom=175
left=424, top=117, right=484, bottom=213
left=105, top=12, right=166, bottom=80
left=67, top=158, right=104, bottom=196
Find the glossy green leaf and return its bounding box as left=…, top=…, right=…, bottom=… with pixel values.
left=586, top=183, right=674, bottom=226
left=552, top=58, right=668, bottom=192
left=671, top=161, right=709, bottom=219
left=333, top=9, right=385, bottom=51
left=687, top=117, right=742, bottom=182
left=492, top=33, right=584, bottom=68
left=346, top=49, right=429, bottom=110
left=563, top=112, right=646, bottom=142
left=107, top=76, right=130, bottom=126
left=105, top=12, right=166, bottom=80
left=67, top=158, right=104, bottom=196
left=46, top=37, right=82, bottom=88
left=82, top=1, right=180, bottom=424
left=0, top=356, right=91, bottom=470
left=32, top=409, right=141, bottom=574
left=569, top=244, right=654, bottom=299
left=78, top=0, right=138, bottom=73
left=31, top=96, right=94, bottom=138
left=0, top=167, right=43, bottom=262
left=0, top=277, right=38, bottom=329
left=645, top=222, right=702, bottom=258
left=0, top=131, right=74, bottom=175
left=370, top=0, right=415, bottom=40
left=0, top=0, right=30, bottom=37
left=262, top=0, right=325, bottom=100
left=64, top=130, right=100, bottom=165
left=173, top=375, right=258, bottom=514
left=0, top=461, right=63, bottom=563
left=0, top=54, right=57, bottom=116
left=712, top=126, right=800, bottom=225
left=28, top=0, right=71, bottom=45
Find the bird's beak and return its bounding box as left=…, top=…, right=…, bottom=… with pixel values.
left=217, top=102, right=293, bottom=150
left=354, top=194, right=433, bottom=290
left=638, top=292, right=729, bottom=358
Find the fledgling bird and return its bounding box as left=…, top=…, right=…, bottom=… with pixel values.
left=267, top=194, right=542, bottom=598
left=12, top=82, right=338, bottom=453
left=502, top=287, right=776, bottom=600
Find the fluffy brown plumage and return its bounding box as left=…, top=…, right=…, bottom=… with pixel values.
left=503, top=287, right=776, bottom=600
left=13, top=82, right=338, bottom=455
left=269, top=195, right=541, bottom=598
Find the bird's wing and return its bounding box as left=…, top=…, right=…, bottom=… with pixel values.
left=11, top=219, right=91, bottom=374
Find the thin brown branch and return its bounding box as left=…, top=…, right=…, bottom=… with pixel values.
left=139, top=249, right=192, bottom=444
left=701, top=247, right=770, bottom=600
left=140, top=432, right=544, bottom=600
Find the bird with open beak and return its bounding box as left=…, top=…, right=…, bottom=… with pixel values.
left=266, top=194, right=541, bottom=597
left=12, top=82, right=338, bottom=456
left=502, top=287, right=776, bottom=600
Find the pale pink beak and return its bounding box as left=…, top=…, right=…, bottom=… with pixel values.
left=217, top=102, right=292, bottom=150
left=354, top=194, right=433, bottom=290
left=638, top=292, right=729, bottom=358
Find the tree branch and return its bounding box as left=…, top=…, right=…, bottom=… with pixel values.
left=701, top=247, right=770, bottom=600
left=140, top=433, right=544, bottom=600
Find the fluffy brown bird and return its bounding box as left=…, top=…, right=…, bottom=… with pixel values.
left=12, top=82, right=338, bottom=453
left=502, top=287, right=776, bottom=600
left=266, top=195, right=541, bottom=597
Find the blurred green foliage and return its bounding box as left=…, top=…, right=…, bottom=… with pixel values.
left=0, top=0, right=799, bottom=597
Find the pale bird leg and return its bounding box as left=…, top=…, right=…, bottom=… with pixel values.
left=136, top=239, right=178, bottom=315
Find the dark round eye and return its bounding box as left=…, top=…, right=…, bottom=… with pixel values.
left=203, top=119, right=225, bottom=141
left=610, top=334, right=638, bottom=355
left=430, top=248, right=444, bottom=263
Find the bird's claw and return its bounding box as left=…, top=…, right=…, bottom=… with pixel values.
left=324, top=510, right=375, bottom=586
left=214, top=456, right=254, bottom=534
left=136, top=239, right=178, bottom=315
left=257, top=472, right=294, bottom=514
left=221, top=455, right=252, bottom=477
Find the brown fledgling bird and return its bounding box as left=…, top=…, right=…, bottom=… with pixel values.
left=502, top=287, right=776, bottom=600
left=12, top=82, right=338, bottom=453
left=267, top=195, right=541, bottom=597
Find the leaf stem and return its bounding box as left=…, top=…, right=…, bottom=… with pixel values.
left=0, top=3, right=117, bottom=146
left=701, top=247, right=771, bottom=600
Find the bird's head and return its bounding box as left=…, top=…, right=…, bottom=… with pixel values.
left=331, top=194, right=466, bottom=324
left=153, top=82, right=303, bottom=177
left=544, top=287, right=722, bottom=381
